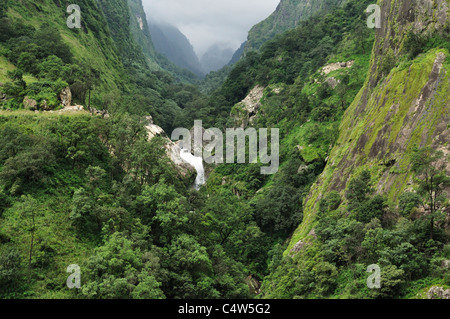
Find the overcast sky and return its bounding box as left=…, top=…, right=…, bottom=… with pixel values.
left=141, top=0, right=280, bottom=57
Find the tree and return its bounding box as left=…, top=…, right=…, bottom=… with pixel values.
left=82, top=64, right=100, bottom=110
left=0, top=140, right=56, bottom=195
left=398, top=192, right=422, bottom=216
left=17, top=52, right=38, bottom=75
left=369, top=264, right=405, bottom=299
left=0, top=246, right=22, bottom=291
left=411, top=147, right=450, bottom=240
left=0, top=189, right=10, bottom=217
left=2, top=70, right=26, bottom=100
left=0, top=0, right=8, bottom=19
left=15, top=196, right=39, bottom=269
left=313, top=261, right=338, bottom=296
left=81, top=232, right=165, bottom=299
left=403, top=30, right=427, bottom=60
left=38, top=55, right=64, bottom=80
left=33, top=23, right=72, bottom=63
left=347, top=169, right=373, bottom=204
left=136, top=181, right=188, bottom=244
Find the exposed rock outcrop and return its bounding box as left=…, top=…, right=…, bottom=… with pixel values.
left=427, top=286, right=450, bottom=299
left=321, top=60, right=354, bottom=76
left=246, top=275, right=262, bottom=295
left=58, top=87, right=72, bottom=107
left=144, top=116, right=196, bottom=178
left=231, top=85, right=265, bottom=128
left=23, top=96, right=37, bottom=110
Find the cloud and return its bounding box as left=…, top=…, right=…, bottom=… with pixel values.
left=142, top=0, right=279, bottom=57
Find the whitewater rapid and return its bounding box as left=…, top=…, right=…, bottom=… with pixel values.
left=179, top=149, right=205, bottom=190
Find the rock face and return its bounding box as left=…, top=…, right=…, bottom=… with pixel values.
left=136, top=16, right=144, bottom=31
left=427, top=286, right=450, bottom=299
left=58, top=87, right=72, bottom=107
left=290, top=240, right=308, bottom=254
left=285, top=0, right=450, bottom=254
left=148, top=22, right=205, bottom=77
left=231, top=85, right=265, bottom=128
left=246, top=275, right=262, bottom=295
left=321, top=60, right=354, bottom=76
left=325, top=77, right=339, bottom=89
left=146, top=123, right=165, bottom=141
left=23, top=96, right=37, bottom=110
left=144, top=116, right=196, bottom=178
left=368, top=0, right=449, bottom=88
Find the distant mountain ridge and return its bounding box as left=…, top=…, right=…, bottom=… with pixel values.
left=200, top=44, right=235, bottom=73
left=148, top=21, right=205, bottom=77
left=127, top=0, right=199, bottom=82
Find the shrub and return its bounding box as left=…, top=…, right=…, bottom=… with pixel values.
left=398, top=192, right=422, bottom=216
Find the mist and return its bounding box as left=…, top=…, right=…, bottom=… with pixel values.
left=141, top=0, right=280, bottom=57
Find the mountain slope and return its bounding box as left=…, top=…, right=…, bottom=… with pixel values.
left=264, top=0, right=450, bottom=299
left=200, top=44, right=235, bottom=73
left=127, top=0, right=199, bottom=83
left=148, top=22, right=204, bottom=77
left=244, top=0, right=348, bottom=54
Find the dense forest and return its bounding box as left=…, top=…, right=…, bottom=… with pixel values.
left=0, top=0, right=449, bottom=300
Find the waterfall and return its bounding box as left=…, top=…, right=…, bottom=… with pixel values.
left=179, top=149, right=205, bottom=190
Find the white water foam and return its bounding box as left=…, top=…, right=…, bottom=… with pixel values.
left=179, top=149, right=205, bottom=190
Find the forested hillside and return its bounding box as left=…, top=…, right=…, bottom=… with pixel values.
left=263, top=0, right=450, bottom=298
left=243, top=0, right=348, bottom=54
left=0, top=0, right=449, bottom=300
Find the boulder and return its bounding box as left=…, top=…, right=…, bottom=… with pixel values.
left=41, top=99, right=50, bottom=111
left=326, top=77, right=339, bottom=89
left=427, top=286, right=450, bottom=299
left=290, top=240, right=307, bottom=254
left=23, top=96, right=37, bottom=110
left=58, top=87, right=72, bottom=107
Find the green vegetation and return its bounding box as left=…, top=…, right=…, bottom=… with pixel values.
left=244, top=0, right=348, bottom=54
left=263, top=167, right=449, bottom=299
left=0, top=0, right=448, bottom=300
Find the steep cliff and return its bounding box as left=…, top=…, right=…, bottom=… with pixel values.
left=287, top=0, right=449, bottom=251
left=263, top=0, right=449, bottom=298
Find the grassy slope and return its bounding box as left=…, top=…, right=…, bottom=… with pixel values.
left=0, top=112, right=105, bottom=298
left=4, top=0, right=127, bottom=106
left=0, top=1, right=140, bottom=298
